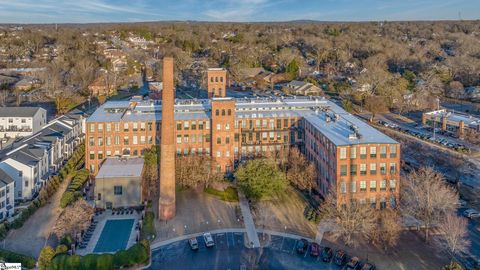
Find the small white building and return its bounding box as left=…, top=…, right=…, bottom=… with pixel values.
left=0, top=107, right=47, bottom=138
left=0, top=168, right=15, bottom=220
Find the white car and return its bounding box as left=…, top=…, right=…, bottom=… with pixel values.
left=203, top=232, right=215, bottom=247
left=463, top=209, right=480, bottom=219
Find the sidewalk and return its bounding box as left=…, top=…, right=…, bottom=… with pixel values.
left=238, top=193, right=261, bottom=248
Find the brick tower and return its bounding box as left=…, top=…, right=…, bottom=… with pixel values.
left=207, top=68, right=227, bottom=98
left=159, top=57, right=176, bottom=220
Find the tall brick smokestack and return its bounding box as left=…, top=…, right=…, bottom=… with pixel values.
left=159, top=57, right=176, bottom=220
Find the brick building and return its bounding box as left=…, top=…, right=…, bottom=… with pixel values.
left=85, top=59, right=400, bottom=209
left=207, top=68, right=227, bottom=98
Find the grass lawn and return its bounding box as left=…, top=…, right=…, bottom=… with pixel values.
left=141, top=211, right=156, bottom=241
left=204, top=187, right=239, bottom=202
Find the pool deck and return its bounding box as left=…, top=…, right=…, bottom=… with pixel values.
left=77, top=210, right=140, bottom=256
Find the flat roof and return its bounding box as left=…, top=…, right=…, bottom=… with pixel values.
left=425, top=109, right=480, bottom=129
left=305, top=102, right=398, bottom=146
left=96, top=157, right=144, bottom=179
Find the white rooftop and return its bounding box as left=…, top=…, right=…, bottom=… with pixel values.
left=425, top=109, right=480, bottom=129
left=96, top=157, right=144, bottom=178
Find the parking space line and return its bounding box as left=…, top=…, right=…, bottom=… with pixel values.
left=291, top=240, right=298, bottom=254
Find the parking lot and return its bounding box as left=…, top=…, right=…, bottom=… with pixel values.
left=149, top=232, right=372, bottom=270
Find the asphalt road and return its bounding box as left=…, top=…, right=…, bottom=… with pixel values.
left=149, top=232, right=365, bottom=270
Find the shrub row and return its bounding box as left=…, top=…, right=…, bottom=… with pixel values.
left=304, top=206, right=321, bottom=224
left=60, top=168, right=90, bottom=208
left=0, top=249, right=36, bottom=269
left=0, top=144, right=85, bottom=240
left=48, top=240, right=150, bottom=270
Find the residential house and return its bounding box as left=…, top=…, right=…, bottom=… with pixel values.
left=284, top=80, right=322, bottom=96
left=0, top=168, right=14, bottom=220
left=0, top=107, right=47, bottom=138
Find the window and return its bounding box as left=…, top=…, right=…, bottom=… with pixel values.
left=114, top=186, right=123, bottom=195
left=176, top=122, right=182, bottom=130
left=350, top=147, right=356, bottom=159
left=205, top=121, right=210, bottom=130
left=123, top=123, right=129, bottom=132
left=215, top=109, right=219, bottom=116
left=390, top=179, right=396, bottom=192
left=370, top=197, right=376, bottom=208
left=360, top=164, right=367, bottom=176
left=216, top=151, right=221, bottom=158
left=380, top=163, right=386, bottom=175
left=222, top=109, right=225, bottom=116
left=114, top=136, right=120, bottom=145
left=114, top=123, right=119, bottom=132
left=390, top=145, right=397, bottom=158
left=216, top=124, right=221, bottom=130
left=380, top=146, right=387, bottom=158
left=226, top=137, right=230, bottom=144
left=205, top=134, right=211, bottom=143
left=360, top=147, right=367, bottom=159
left=276, top=119, right=281, bottom=129
left=350, top=164, right=357, bottom=176
left=89, top=136, right=94, bottom=146
left=370, top=180, right=377, bottom=192
left=370, top=163, right=377, bottom=175
left=106, top=123, right=111, bottom=132
left=98, top=137, right=103, bottom=146
left=89, top=151, right=95, bottom=160
left=340, top=181, right=346, bottom=194
left=183, top=135, right=189, bottom=143
left=340, top=164, right=347, bottom=176
left=89, top=124, right=95, bottom=133
left=106, top=137, right=112, bottom=146
left=191, top=121, right=196, bottom=130
left=183, top=121, right=189, bottom=130
left=360, top=181, right=366, bottom=192
left=390, top=163, right=397, bottom=174
left=132, top=122, right=138, bottom=131
left=123, top=136, right=129, bottom=145
left=226, top=151, right=230, bottom=157
left=217, top=137, right=221, bottom=144
left=380, top=180, right=387, bottom=191
left=133, top=136, right=138, bottom=145
left=370, top=147, right=377, bottom=158
left=140, top=136, right=146, bottom=144
left=225, top=123, right=230, bottom=130
left=228, top=109, right=231, bottom=116
left=140, top=122, right=146, bottom=131
left=351, top=181, right=356, bottom=193
left=339, top=148, right=347, bottom=160
left=98, top=152, right=103, bottom=160
left=98, top=193, right=101, bottom=200
left=98, top=124, right=103, bottom=132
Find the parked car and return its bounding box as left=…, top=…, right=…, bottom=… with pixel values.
left=321, top=247, right=333, bottom=262
left=334, top=250, right=347, bottom=266
left=361, top=263, right=376, bottom=270
left=309, top=242, right=319, bottom=257
left=203, top=232, right=215, bottom=247
left=463, top=209, right=480, bottom=219
left=240, top=264, right=247, bottom=270
left=188, top=237, right=199, bottom=250
left=347, top=256, right=360, bottom=269
left=296, top=239, right=308, bottom=254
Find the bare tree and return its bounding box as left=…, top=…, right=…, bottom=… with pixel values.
left=53, top=199, right=94, bottom=238
left=436, top=213, right=470, bottom=261
left=286, top=147, right=317, bottom=193
left=370, top=208, right=402, bottom=252
left=401, top=167, right=458, bottom=242
left=176, top=156, right=223, bottom=189
left=364, top=95, right=388, bottom=122
left=319, top=191, right=377, bottom=247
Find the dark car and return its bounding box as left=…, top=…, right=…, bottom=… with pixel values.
left=361, top=263, right=376, bottom=270
left=347, top=256, right=360, bottom=269
left=296, top=239, right=308, bottom=254
left=309, top=242, right=319, bottom=257
left=321, top=247, right=333, bottom=262
left=334, top=250, right=346, bottom=266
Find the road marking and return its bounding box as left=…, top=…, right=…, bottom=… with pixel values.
left=291, top=240, right=298, bottom=254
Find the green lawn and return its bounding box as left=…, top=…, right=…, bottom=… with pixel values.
left=204, top=187, right=239, bottom=202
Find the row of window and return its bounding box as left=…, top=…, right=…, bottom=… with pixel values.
left=89, top=122, right=157, bottom=133
left=175, top=118, right=297, bottom=132
left=340, top=179, right=397, bottom=193
left=342, top=196, right=397, bottom=209
left=339, top=145, right=397, bottom=160
left=89, top=135, right=155, bottom=146
left=175, top=144, right=285, bottom=157
left=339, top=163, right=397, bottom=176
left=210, top=76, right=224, bottom=83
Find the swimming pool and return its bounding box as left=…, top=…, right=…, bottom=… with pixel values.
left=94, top=219, right=134, bottom=253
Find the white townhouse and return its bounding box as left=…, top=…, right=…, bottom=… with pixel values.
left=0, top=107, right=47, bottom=138
left=0, top=168, right=15, bottom=220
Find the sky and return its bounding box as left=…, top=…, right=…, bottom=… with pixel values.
left=0, top=0, right=478, bottom=24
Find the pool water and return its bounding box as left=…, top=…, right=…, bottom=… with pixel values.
left=93, top=219, right=134, bottom=253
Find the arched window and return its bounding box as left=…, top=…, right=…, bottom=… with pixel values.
left=215, top=77, right=218, bottom=82
left=210, top=77, right=214, bottom=82
left=221, top=109, right=225, bottom=116
left=216, top=109, right=219, bottom=116
left=220, top=77, right=223, bottom=82
left=227, top=109, right=231, bottom=116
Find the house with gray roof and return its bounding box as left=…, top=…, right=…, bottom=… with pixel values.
left=0, top=168, right=15, bottom=220
left=0, top=107, right=47, bottom=138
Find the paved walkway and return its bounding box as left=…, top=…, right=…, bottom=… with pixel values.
left=3, top=176, right=72, bottom=258
left=238, top=193, right=261, bottom=248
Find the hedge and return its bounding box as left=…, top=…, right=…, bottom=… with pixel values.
left=60, top=168, right=90, bottom=208
left=48, top=240, right=149, bottom=270
left=0, top=144, right=85, bottom=240
left=141, top=211, right=156, bottom=240
left=0, top=249, right=36, bottom=269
